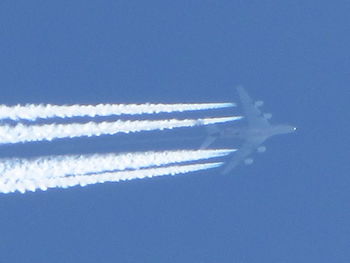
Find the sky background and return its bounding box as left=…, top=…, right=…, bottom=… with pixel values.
left=0, top=1, right=349, bottom=262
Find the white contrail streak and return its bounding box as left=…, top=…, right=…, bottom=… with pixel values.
left=0, top=149, right=235, bottom=182
left=0, top=103, right=235, bottom=121
left=0, top=116, right=242, bottom=144
left=0, top=162, right=223, bottom=194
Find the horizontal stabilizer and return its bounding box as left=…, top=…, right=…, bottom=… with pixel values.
left=200, top=125, right=221, bottom=149
left=263, top=113, right=272, bottom=120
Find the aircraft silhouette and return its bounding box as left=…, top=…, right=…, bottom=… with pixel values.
left=201, top=86, right=296, bottom=174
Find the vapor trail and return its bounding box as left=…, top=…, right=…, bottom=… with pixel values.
left=0, top=149, right=235, bottom=182
left=0, top=116, right=241, bottom=144
left=0, top=103, right=235, bottom=121
left=0, top=162, right=223, bottom=194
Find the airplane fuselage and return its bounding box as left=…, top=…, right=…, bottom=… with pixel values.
left=200, top=86, right=296, bottom=173
left=220, top=124, right=295, bottom=144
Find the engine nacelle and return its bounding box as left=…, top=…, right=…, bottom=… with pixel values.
left=244, top=158, right=254, bottom=165
left=257, top=146, right=266, bottom=153
left=255, top=100, right=264, bottom=107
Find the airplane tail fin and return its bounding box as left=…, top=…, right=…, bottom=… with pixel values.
left=200, top=125, right=220, bottom=149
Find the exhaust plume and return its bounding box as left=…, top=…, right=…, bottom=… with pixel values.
left=0, top=116, right=242, bottom=144
left=0, top=103, right=235, bottom=121
left=0, top=149, right=235, bottom=182
left=1, top=162, right=222, bottom=194
left=0, top=147, right=227, bottom=193
left=32, top=162, right=223, bottom=192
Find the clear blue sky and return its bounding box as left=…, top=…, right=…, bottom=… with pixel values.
left=0, top=1, right=349, bottom=262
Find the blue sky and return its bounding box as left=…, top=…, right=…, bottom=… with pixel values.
left=0, top=1, right=349, bottom=262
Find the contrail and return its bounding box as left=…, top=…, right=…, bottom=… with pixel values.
left=0, top=162, right=223, bottom=194
left=0, top=116, right=242, bottom=144
left=0, top=103, right=235, bottom=121
left=0, top=149, right=235, bottom=182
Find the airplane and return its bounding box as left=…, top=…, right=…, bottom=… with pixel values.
left=200, top=86, right=296, bottom=174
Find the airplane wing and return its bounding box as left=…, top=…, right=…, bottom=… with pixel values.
left=222, top=137, right=264, bottom=174
left=236, top=86, right=269, bottom=128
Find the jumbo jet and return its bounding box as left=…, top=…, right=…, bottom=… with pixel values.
left=201, top=86, right=296, bottom=174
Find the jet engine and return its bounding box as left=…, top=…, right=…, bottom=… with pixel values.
left=244, top=158, right=254, bottom=165
left=255, top=100, right=264, bottom=107
left=257, top=146, right=266, bottom=153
